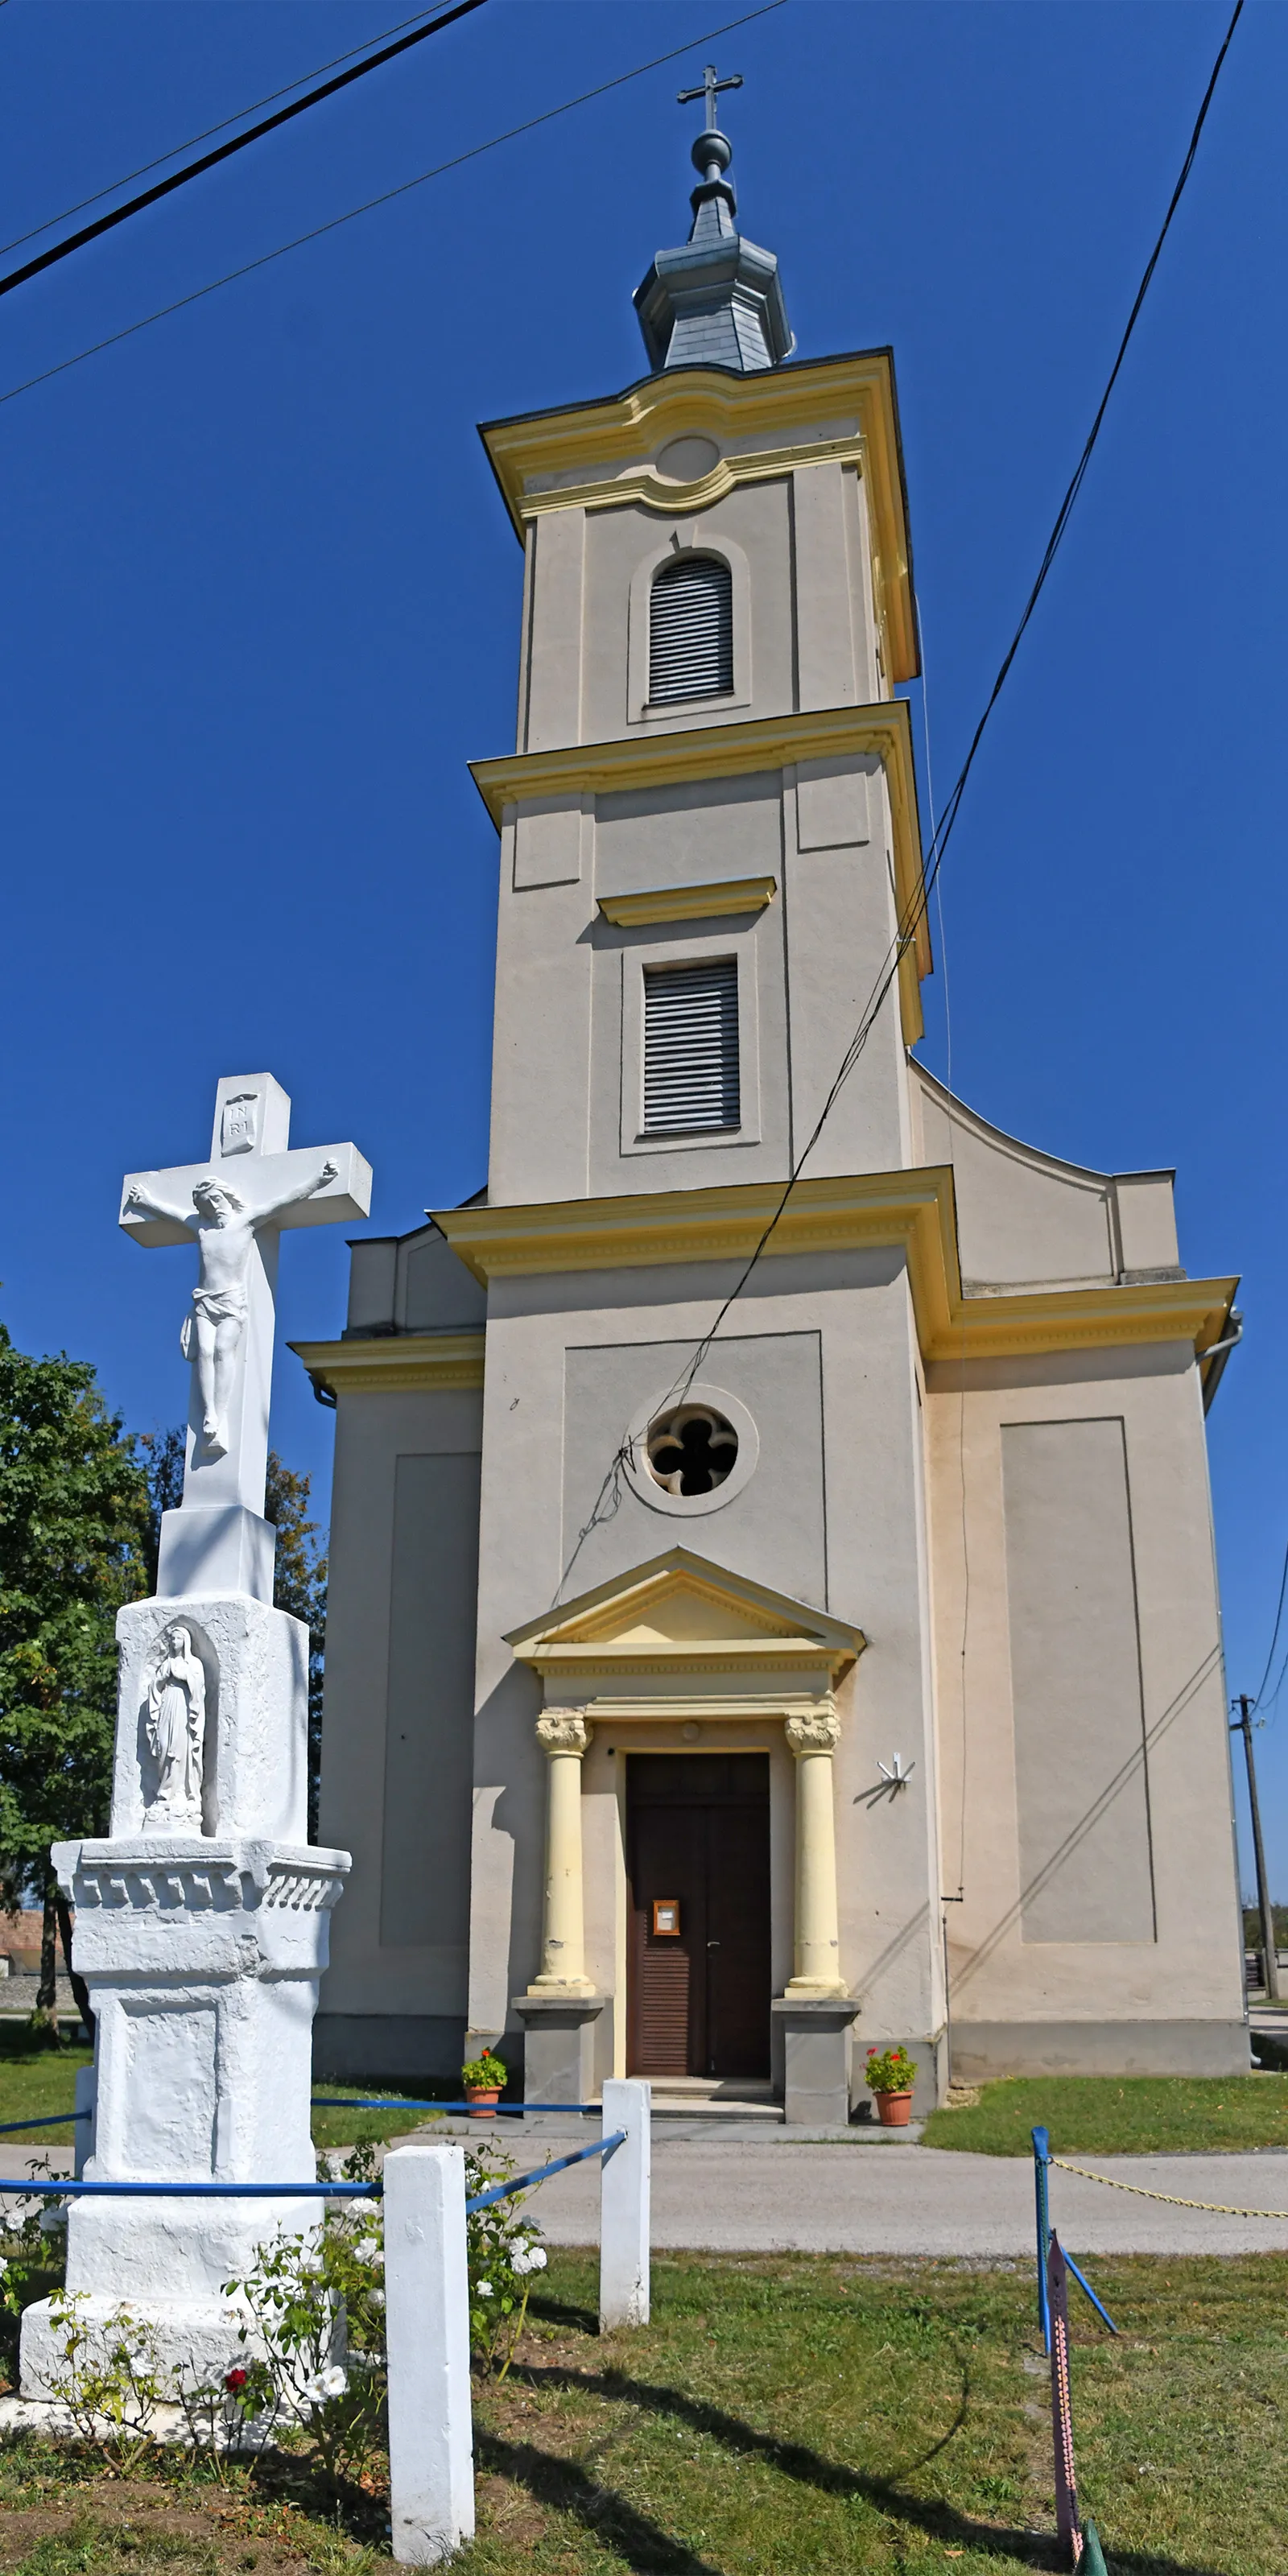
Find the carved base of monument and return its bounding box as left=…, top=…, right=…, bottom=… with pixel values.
left=19, top=1834, right=349, bottom=2399
left=113, top=1597, right=314, bottom=1844
left=155, top=1503, right=277, bottom=1607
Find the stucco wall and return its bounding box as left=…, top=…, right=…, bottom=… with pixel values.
left=316, top=1383, right=483, bottom=2079
left=925, top=1342, right=1245, bottom=2069
left=466, top=1247, right=946, bottom=2066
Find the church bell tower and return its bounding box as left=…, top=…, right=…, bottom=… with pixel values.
left=306, top=68, right=1245, bottom=2114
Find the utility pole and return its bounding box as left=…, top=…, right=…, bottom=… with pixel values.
left=1232, top=1695, right=1280, bottom=2003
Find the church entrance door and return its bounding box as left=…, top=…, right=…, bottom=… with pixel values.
left=625, top=1752, right=770, bottom=2079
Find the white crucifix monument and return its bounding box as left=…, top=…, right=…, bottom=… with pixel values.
left=20, top=1074, right=371, bottom=2399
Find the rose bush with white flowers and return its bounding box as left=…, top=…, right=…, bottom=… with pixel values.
left=464, top=2147, right=547, bottom=2376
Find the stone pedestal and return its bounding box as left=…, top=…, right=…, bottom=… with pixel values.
left=514, top=1995, right=604, bottom=2107
left=19, top=1596, right=349, bottom=2399
left=773, top=1996, right=860, bottom=2128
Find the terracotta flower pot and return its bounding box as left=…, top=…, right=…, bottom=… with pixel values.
left=465, top=2085, right=502, bottom=2120
left=873, top=2088, right=914, bottom=2127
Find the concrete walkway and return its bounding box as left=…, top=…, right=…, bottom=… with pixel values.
left=9, top=2135, right=1288, bottom=2256
left=524, top=2139, right=1288, bottom=2256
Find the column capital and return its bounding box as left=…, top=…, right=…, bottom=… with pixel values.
left=536, top=1708, right=593, bottom=1757
left=784, top=1703, right=840, bottom=1758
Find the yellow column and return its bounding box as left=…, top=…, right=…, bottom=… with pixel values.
left=784, top=1706, right=848, bottom=1996
left=529, top=1709, right=595, bottom=1993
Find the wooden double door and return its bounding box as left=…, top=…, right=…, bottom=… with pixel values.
left=626, top=1753, right=771, bottom=2079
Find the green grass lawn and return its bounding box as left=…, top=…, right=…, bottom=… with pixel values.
left=922, top=2072, right=1288, bottom=2157
left=0, top=2026, right=93, bottom=2146
left=2, top=2252, right=1286, bottom=2572
left=0, top=2033, right=433, bottom=2156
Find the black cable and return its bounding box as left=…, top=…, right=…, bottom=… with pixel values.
left=0, top=8, right=456, bottom=262
left=0, top=0, right=790, bottom=416
left=554, top=0, right=1245, bottom=1594
left=671, top=0, right=1245, bottom=1400
left=0, top=0, right=489, bottom=307
left=1251, top=1537, right=1288, bottom=1710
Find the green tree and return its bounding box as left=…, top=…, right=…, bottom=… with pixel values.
left=143, top=1431, right=328, bottom=1835
left=264, top=1452, right=328, bottom=1839
left=0, top=1321, right=151, bottom=2033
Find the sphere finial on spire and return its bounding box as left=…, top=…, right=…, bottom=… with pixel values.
left=633, top=61, right=794, bottom=375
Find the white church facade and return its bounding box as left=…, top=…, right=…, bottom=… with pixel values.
left=294, top=104, right=1247, bottom=2116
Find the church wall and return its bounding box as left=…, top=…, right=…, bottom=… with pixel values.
left=487, top=749, right=912, bottom=1208
left=579, top=483, right=796, bottom=744
left=925, top=1342, right=1246, bottom=2075
left=465, top=1249, right=945, bottom=2074
left=315, top=1385, right=482, bottom=2082
left=910, top=1067, right=1182, bottom=1290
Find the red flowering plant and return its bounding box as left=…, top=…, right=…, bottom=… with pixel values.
left=863, top=2045, right=917, bottom=2095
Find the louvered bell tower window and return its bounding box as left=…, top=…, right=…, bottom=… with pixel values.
left=649, top=555, right=733, bottom=705
left=642, top=959, right=740, bottom=1134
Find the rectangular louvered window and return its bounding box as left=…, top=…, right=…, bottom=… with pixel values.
left=642, top=958, right=740, bottom=1133
left=649, top=555, right=734, bottom=704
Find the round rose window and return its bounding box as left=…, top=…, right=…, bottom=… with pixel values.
left=645, top=1403, right=739, bottom=1497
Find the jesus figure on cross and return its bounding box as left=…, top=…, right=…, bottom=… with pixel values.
left=124, top=1159, right=338, bottom=1456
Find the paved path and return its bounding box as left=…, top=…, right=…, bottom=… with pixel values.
left=525, top=2140, right=1288, bottom=2256
left=9, top=2136, right=1288, bottom=2256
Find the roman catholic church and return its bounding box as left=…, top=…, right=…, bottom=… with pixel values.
left=293, top=93, right=1248, bottom=2117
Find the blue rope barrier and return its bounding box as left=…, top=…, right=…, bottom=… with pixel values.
left=311, top=2098, right=597, bottom=2115
left=0, top=2111, right=90, bottom=2136
left=1032, top=2125, right=1051, bottom=2354
left=0, top=2178, right=381, bottom=2199
left=465, top=2128, right=625, bottom=2214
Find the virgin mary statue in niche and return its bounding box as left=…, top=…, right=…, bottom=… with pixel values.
left=143, top=1625, right=207, bottom=1828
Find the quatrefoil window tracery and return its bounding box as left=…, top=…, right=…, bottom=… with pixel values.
left=645, top=1403, right=739, bottom=1497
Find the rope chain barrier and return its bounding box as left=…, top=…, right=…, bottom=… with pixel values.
left=1051, top=2155, right=1288, bottom=2221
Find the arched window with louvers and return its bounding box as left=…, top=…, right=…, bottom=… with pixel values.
left=648, top=554, right=734, bottom=706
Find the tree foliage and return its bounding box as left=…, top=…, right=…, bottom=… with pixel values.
left=0, top=1319, right=151, bottom=2017
left=263, top=1451, right=328, bottom=1838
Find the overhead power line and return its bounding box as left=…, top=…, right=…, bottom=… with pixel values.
left=0, top=0, right=790, bottom=415
left=556, top=0, right=1245, bottom=1595
left=0, top=0, right=489, bottom=308
left=0, top=8, right=459, bottom=262
left=667, top=0, right=1246, bottom=1401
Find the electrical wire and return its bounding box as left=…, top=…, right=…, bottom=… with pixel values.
left=0, top=0, right=489, bottom=307
left=654, top=0, right=1245, bottom=1396
left=0, top=0, right=790, bottom=415
left=554, top=0, right=1245, bottom=1597
left=0, top=7, right=458, bottom=261
left=1250, top=1536, right=1288, bottom=1710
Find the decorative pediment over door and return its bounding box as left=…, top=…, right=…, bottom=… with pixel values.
left=505, top=1546, right=864, bottom=1716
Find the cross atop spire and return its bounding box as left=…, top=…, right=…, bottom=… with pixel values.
left=677, top=62, right=743, bottom=134
left=633, top=63, right=793, bottom=376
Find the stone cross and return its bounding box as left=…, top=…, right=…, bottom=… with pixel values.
left=677, top=63, right=742, bottom=131
left=120, top=1072, right=371, bottom=1602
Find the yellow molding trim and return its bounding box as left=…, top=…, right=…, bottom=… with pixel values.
left=480, top=353, right=916, bottom=684
left=470, top=702, right=928, bottom=1042
left=431, top=1173, right=1237, bottom=1368
left=597, top=874, right=777, bottom=927
left=289, top=1332, right=486, bottom=1394
left=530, top=1646, right=848, bottom=1682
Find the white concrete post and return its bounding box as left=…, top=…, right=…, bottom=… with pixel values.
left=599, top=2079, right=650, bottom=2330
left=73, top=2064, right=97, bottom=2181
left=530, top=1710, right=594, bottom=1991
left=784, top=1707, right=848, bottom=1996
left=384, top=2143, right=475, bottom=2566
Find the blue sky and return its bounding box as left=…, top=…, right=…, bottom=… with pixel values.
left=2, top=0, right=1285, bottom=1893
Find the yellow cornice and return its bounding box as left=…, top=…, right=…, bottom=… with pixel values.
left=597, top=874, right=777, bottom=927
left=470, top=702, right=928, bottom=1042
left=479, top=352, right=916, bottom=684
left=289, top=1332, right=485, bottom=1395
left=506, top=1546, right=862, bottom=1690
left=431, top=1172, right=1236, bottom=1369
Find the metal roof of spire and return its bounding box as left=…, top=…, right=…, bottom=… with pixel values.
left=633, top=64, right=794, bottom=376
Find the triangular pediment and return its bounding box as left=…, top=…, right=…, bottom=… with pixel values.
left=506, top=1547, right=864, bottom=1666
